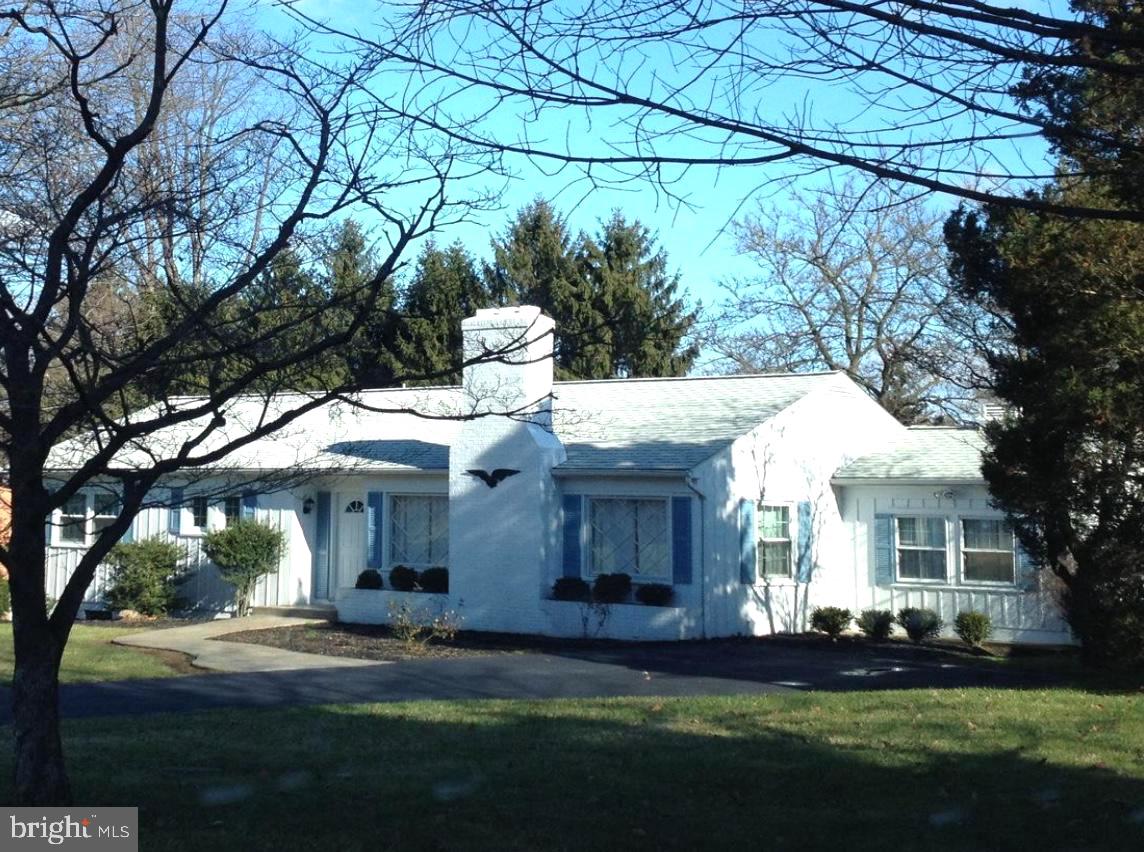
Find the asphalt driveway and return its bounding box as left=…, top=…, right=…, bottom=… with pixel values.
left=0, top=639, right=1069, bottom=722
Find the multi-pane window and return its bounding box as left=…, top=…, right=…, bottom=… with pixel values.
left=895, top=516, right=947, bottom=581
left=56, top=492, right=119, bottom=545
left=92, top=493, right=119, bottom=538
left=758, top=504, right=792, bottom=578
left=390, top=495, right=449, bottom=566
left=224, top=496, right=242, bottom=527
left=190, top=496, right=210, bottom=530
left=59, top=494, right=88, bottom=544
left=589, top=498, right=669, bottom=579
left=962, top=519, right=1015, bottom=583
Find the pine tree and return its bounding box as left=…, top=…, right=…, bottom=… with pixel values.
left=578, top=212, right=697, bottom=378
left=486, top=200, right=697, bottom=379
left=395, top=240, right=490, bottom=384
left=945, top=2, right=1144, bottom=667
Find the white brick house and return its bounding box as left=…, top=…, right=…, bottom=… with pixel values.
left=45, top=306, right=1071, bottom=644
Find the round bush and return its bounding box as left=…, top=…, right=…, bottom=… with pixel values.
left=552, top=577, right=591, bottom=602
left=856, top=608, right=894, bottom=641
left=203, top=521, right=285, bottom=617
left=355, top=569, right=384, bottom=590
left=105, top=538, right=185, bottom=616
left=388, top=565, right=418, bottom=592
left=954, top=611, right=993, bottom=648
left=635, top=583, right=674, bottom=607
left=810, top=606, right=853, bottom=639
left=593, top=573, right=632, bottom=603
left=418, top=567, right=449, bottom=594
left=897, top=607, right=943, bottom=643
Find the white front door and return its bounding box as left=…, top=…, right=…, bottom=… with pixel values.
left=336, top=494, right=367, bottom=590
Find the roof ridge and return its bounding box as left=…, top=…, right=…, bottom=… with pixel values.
left=552, top=370, right=841, bottom=387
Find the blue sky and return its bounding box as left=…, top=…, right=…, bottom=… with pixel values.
left=264, top=0, right=1059, bottom=320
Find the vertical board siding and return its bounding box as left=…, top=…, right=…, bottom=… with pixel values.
left=45, top=502, right=296, bottom=612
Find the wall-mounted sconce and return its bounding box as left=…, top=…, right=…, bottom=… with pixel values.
left=302, top=497, right=315, bottom=515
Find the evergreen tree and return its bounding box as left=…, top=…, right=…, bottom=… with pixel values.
left=322, top=219, right=399, bottom=387
left=945, top=2, right=1144, bottom=666
left=579, top=212, right=698, bottom=378
left=485, top=199, right=597, bottom=378
left=395, top=240, right=490, bottom=384
left=486, top=199, right=697, bottom=379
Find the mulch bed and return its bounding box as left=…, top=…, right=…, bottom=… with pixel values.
left=216, top=622, right=552, bottom=662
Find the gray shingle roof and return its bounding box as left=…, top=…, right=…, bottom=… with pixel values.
left=552, top=372, right=841, bottom=470
left=834, top=427, right=987, bottom=482
left=49, top=372, right=846, bottom=474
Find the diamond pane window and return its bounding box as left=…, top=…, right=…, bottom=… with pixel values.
left=589, top=498, right=669, bottom=579
left=390, top=495, right=449, bottom=566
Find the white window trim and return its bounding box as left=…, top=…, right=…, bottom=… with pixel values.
left=53, top=492, right=119, bottom=548
left=387, top=493, right=449, bottom=569
left=757, top=501, right=794, bottom=582
left=585, top=495, right=673, bottom=582
left=958, top=516, right=1018, bottom=587
left=893, top=515, right=950, bottom=584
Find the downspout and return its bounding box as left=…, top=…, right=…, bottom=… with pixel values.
left=686, top=476, right=707, bottom=639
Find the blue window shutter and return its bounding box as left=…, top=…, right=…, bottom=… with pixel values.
left=562, top=494, right=583, bottom=578
left=671, top=496, right=693, bottom=585
left=241, top=491, right=257, bottom=520
left=796, top=500, right=813, bottom=583
left=739, top=499, right=757, bottom=584
left=367, top=492, right=385, bottom=569
left=167, top=487, right=184, bottom=535
left=1016, top=541, right=1039, bottom=591
left=313, top=491, right=331, bottom=599
left=874, top=514, right=894, bottom=585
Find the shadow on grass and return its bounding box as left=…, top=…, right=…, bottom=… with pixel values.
left=1, top=696, right=1140, bottom=851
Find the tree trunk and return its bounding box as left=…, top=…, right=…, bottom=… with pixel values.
left=11, top=622, right=70, bottom=805
left=6, top=486, right=73, bottom=805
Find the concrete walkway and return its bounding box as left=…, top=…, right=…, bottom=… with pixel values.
left=113, top=616, right=385, bottom=673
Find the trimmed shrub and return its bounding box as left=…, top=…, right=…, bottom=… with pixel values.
left=418, top=567, right=449, bottom=594
left=389, top=565, right=418, bottom=592
left=897, top=607, right=943, bottom=643
left=635, top=583, right=674, bottom=607
left=593, top=572, right=632, bottom=604
left=552, top=577, right=591, bottom=602
left=856, top=608, right=894, bottom=641
left=954, top=611, right=993, bottom=648
left=355, top=569, right=384, bottom=590
left=104, top=538, right=185, bottom=616
left=810, top=606, right=853, bottom=639
left=203, top=521, right=284, bottom=617
left=0, top=578, right=10, bottom=614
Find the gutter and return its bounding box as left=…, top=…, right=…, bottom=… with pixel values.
left=550, top=468, right=689, bottom=479
left=830, top=477, right=986, bottom=487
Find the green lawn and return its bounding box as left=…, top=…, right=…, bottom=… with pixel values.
left=0, top=623, right=191, bottom=684
left=1, top=689, right=1141, bottom=850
